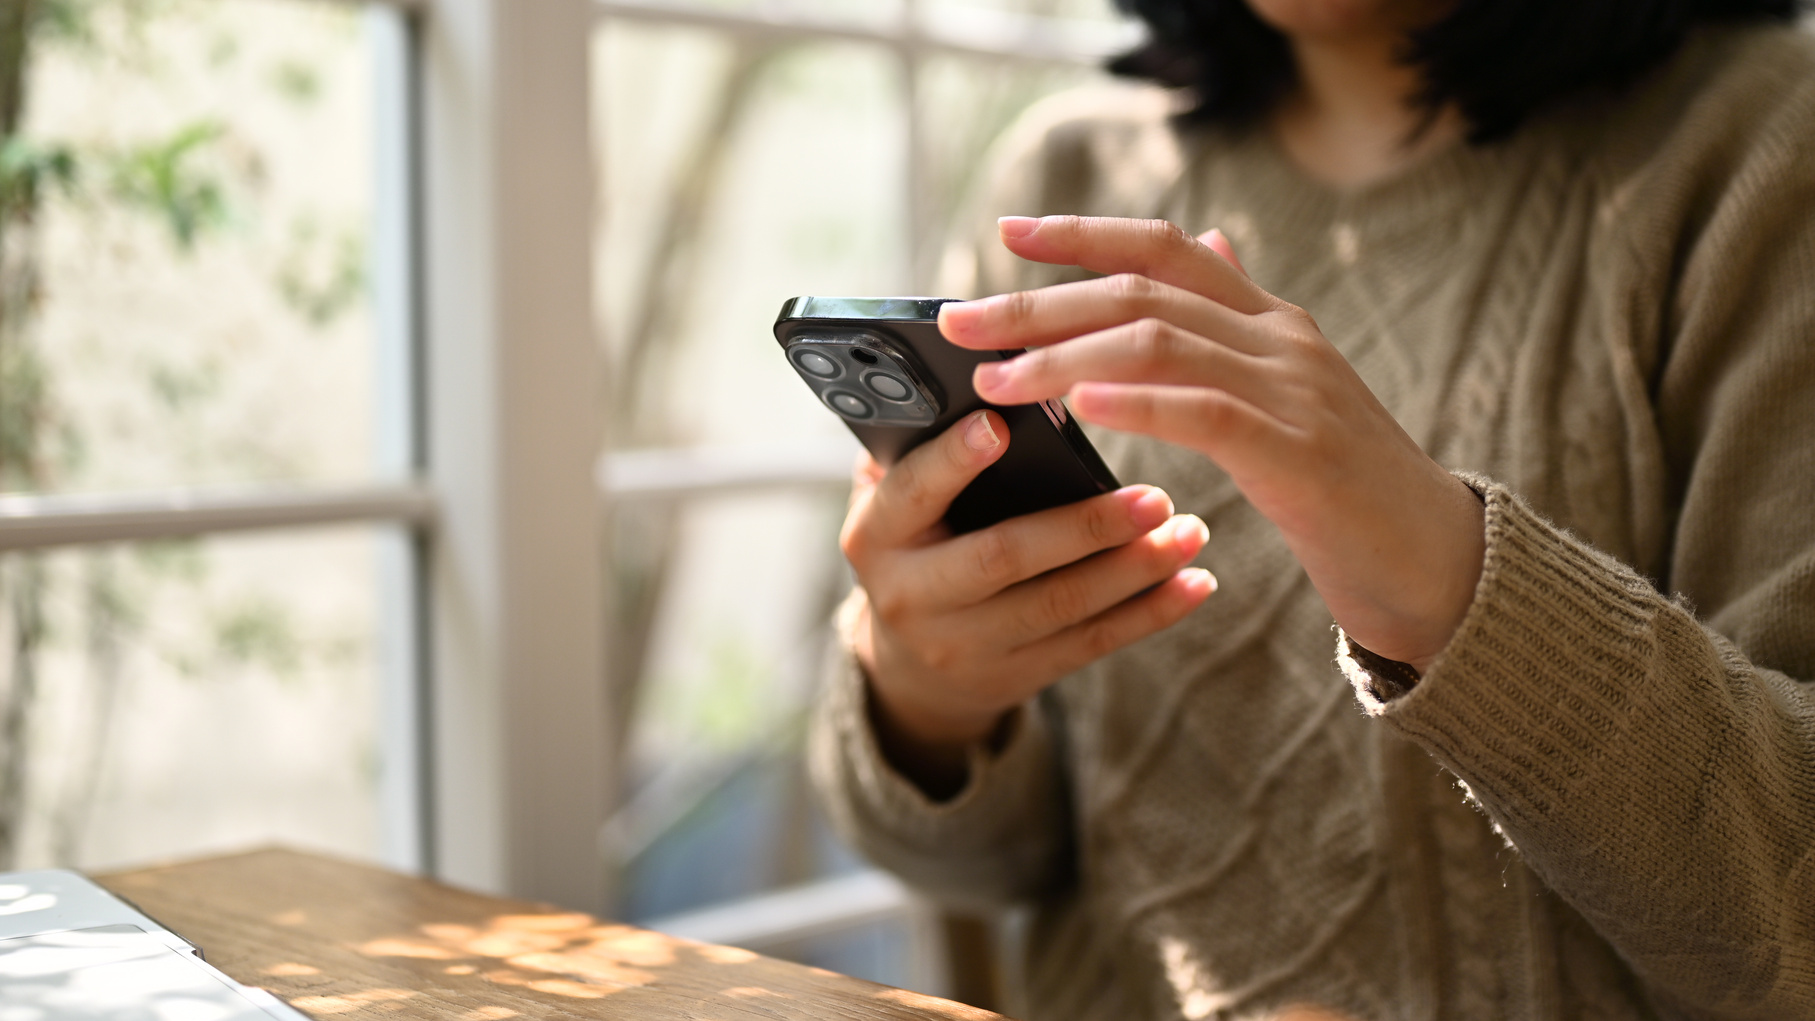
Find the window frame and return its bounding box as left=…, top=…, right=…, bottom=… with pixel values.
left=0, top=0, right=1135, bottom=924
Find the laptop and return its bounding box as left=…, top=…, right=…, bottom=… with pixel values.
left=0, top=869, right=309, bottom=1019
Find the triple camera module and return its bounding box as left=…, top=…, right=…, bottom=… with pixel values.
left=786, top=333, right=939, bottom=426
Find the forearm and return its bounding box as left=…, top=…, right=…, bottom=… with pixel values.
left=1345, top=482, right=1815, bottom=1019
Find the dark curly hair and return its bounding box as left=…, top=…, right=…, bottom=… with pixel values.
left=1109, top=0, right=1804, bottom=142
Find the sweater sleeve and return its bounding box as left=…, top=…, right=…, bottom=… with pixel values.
left=806, top=650, right=1074, bottom=912
left=1342, top=485, right=1815, bottom=1019
left=1339, top=54, right=1815, bottom=1013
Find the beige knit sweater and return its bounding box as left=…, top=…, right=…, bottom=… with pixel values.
left=809, top=25, right=1815, bottom=1021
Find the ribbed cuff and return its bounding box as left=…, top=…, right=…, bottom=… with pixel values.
left=806, top=646, right=1067, bottom=908
left=1343, top=480, right=1668, bottom=832
left=833, top=648, right=1046, bottom=819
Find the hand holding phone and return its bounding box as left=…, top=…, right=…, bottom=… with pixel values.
left=775, top=295, right=1119, bottom=533
left=777, top=296, right=1214, bottom=795
left=837, top=406, right=1214, bottom=795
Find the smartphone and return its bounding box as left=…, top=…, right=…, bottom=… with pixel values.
left=775, top=295, right=1119, bottom=534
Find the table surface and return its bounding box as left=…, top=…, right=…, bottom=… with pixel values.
left=97, top=848, right=1003, bottom=1021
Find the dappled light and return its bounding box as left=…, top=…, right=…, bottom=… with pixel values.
left=92, top=828, right=1009, bottom=1021
left=343, top=911, right=749, bottom=1000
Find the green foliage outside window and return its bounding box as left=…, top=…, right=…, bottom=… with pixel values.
left=0, top=0, right=375, bottom=869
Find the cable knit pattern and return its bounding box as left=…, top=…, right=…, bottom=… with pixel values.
left=809, top=24, right=1815, bottom=1021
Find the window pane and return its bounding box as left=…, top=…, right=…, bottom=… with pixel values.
left=595, top=10, right=1124, bottom=995
left=9, top=0, right=377, bottom=495
left=0, top=526, right=383, bottom=872
left=912, top=52, right=1108, bottom=286
left=595, top=25, right=905, bottom=449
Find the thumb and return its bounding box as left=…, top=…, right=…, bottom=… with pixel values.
left=1199, top=227, right=1248, bottom=278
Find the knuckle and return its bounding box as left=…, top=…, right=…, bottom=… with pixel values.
left=837, top=521, right=866, bottom=563
left=971, top=528, right=1020, bottom=586
left=1036, top=575, right=1093, bottom=630
left=1078, top=617, right=1125, bottom=661
left=1257, top=310, right=1300, bottom=341
left=919, top=639, right=963, bottom=674
left=894, top=460, right=936, bottom=512
left=1142, top=218, right=1194, bottom=253
left=838, top=500, right=877, bottom=563
left=1276, top=303, right=1318, bottom=334
left=867, top=584, right=910, bottom=627
left=999, top=288, right=1037, bottom=327
left=1080, top=497, right=1121, bottom=548
left=1107, top=272, right=1160, bottom=310
left=1130, top=318, right=1177, bottom=367
left=1200, top=390, right=1238, bottom=432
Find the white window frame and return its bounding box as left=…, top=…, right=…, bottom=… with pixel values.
left=0, top=0, right=1133, bottom=927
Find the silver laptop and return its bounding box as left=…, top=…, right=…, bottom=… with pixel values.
left=0, top=869, right=308, bottom=1020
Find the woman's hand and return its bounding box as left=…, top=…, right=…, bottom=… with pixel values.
left=840, top=409, right=1213, bottom=795
left=940, top=215, right=1485, bottom=675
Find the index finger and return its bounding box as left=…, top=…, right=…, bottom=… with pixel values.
left=997, top=216, right=1277, bottom=316
left=846, top=410, right=1009, bottom=552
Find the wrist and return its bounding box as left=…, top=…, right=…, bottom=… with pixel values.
left=1403, top=474, right=1486, bottom=675
left=867, top=672, right=1006, bottom=748
left=860, top=668, right=1012, bottom=802
left=848, top=608, right=1010, bottom=748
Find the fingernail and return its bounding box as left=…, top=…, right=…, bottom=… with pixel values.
left=963, top=411, right=999, bottom=452
left=1119, top=485, right=1172, bottom=526
left=998, top=216, right=1040, bottom=239
left=1181, top=567, right=1217, bottom=596
left=974, top=360, right=1011, bottom=390
left=1172, top=515, right=1208, bottom=547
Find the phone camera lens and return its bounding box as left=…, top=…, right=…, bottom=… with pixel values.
left=793, top=349, right=840, bottom=379
left=864, top=373, right=911, bottom=401
left=827, top=391, right=873, bottom=419
left=850, top=349, right=879, bottom=365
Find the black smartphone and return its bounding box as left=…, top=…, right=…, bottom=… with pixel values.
left=775, top=295, right=1119, bottom=534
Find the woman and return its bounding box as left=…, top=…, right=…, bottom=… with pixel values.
left=810, top=1, right=1815, bottom=1018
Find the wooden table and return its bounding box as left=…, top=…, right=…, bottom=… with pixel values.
left=97, top=849, right=1003, bottom=1021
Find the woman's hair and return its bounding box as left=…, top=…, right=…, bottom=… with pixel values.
left=1109, top=0, right=1803, bottom=142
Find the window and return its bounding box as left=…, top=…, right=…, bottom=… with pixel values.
left=594, top=0, right=1138, bottom=999
left=0, top=0, right=428, bottom=873
left=0, top=0, right=1143, bottom=1000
